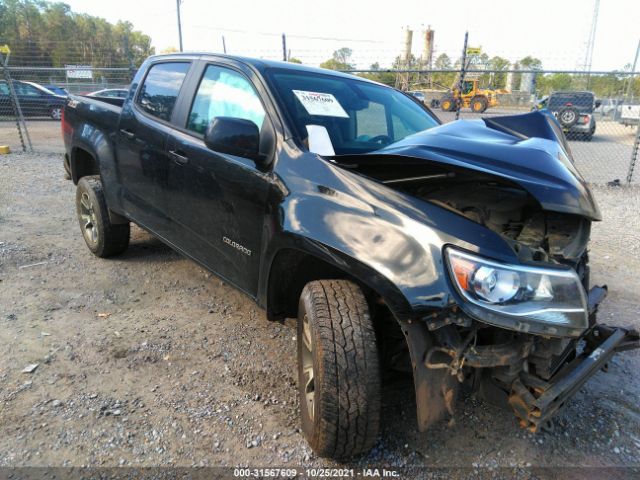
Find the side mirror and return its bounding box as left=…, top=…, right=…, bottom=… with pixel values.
left=595, top=99, right=602, bottom=108
left=204, top=117, right=260, bottom=160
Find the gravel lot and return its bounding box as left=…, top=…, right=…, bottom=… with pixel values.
left=0, top=152, right=639, bottom=478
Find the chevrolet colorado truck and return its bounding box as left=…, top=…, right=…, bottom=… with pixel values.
left=62, top=53, right=639, bottom=459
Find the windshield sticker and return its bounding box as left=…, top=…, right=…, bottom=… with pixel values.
left=306, top=125, right=335, bottom=156
left=293, top=90, right=349, bottom=118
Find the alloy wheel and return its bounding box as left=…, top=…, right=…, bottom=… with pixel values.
left=79, top=192, right=99, bottom=244
left=301, top=313, right=315, bottom=421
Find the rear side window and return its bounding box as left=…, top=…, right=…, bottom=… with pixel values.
left=137, top=62, right=190, bottom=121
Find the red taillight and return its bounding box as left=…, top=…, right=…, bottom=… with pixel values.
left=61, top=107, right=73, bottom=135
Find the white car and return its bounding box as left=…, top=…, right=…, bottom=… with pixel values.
left=620, top=104, right=640, bottom=127
left=87, top=88, right=129, bottom=99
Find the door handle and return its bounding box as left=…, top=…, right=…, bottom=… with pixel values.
left=169, top=149, right=189, bottom=165
left=119, top=128, right=135, bottom=139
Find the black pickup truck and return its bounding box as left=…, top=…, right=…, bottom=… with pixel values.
left=62, top=53, right=639, bottom=459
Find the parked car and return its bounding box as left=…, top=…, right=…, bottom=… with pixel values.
left=597, top=97, right=624, bottom=118
left=408, top=90, right=426, bottom=103
left=61, top=54, right=639, bottom=459
left=619, top=103, right=640, bottom=127
left=44, top=85, right=69, bottom=96
left=0, top=80, right=67, bottom=119
left=87, top=88, right=129, bottom=99
left=545, top=91, right=599, bottom=141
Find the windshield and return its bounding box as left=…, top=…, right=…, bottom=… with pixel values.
left=266, top=68, right=439, bottom=155
left=548, top=93, right=594, bottom=112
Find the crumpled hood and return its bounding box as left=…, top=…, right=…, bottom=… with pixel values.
left=346, top=111, right=602, bottom=221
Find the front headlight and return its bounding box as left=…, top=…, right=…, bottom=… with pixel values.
left=445, top=248, right=588, bottom=337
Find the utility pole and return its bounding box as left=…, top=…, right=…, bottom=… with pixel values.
left=584, top=0, right=600, bottom=89
left=222, top=35, right=227, bottom=54
left=176, top=0, right=184, bottom=52
left=455, top=31, right=469, bottom=121
left=626, top=39, right=640, bottom=100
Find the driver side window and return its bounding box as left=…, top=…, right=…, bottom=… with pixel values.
left=187, top=65, right=265, bottom=134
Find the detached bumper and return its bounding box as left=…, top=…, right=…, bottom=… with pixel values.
left=509, top=324, right=640, bottom=432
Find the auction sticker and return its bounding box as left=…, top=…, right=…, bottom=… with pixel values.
left=293, top=90, right=349, bottom=118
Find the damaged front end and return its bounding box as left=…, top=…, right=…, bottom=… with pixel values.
left=330, top=111, right=640, bottom=432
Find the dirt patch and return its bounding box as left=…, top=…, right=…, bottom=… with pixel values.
left=0, top=152, right=639, bottom=475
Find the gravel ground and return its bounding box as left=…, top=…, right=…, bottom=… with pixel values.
left=0, top=152, right=639, bottom=478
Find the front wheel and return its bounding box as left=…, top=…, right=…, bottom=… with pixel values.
left=470, top=96, right=488, bottom=113
left=76, top=176, right=130, bottom=257
left=297, top=280, right=381, bottom=459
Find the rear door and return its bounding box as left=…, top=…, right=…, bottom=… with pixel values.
left=114, top=61, right=192, bottom=237
left=163, top=61, right=274, bottom=296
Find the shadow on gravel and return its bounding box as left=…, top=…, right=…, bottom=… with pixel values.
left=116, top=236, right=179, bottom=263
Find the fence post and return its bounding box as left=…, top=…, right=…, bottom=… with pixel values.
left=1, top=54, right=32, bottom=152
left=627, top=122, right=640, bottom=184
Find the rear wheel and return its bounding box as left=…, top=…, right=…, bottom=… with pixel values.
left=76, top=176, right=130, bottom=257
left=297, top=280, right=381, bottom=459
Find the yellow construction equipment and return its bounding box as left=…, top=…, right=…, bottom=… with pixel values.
left=440, top=79, right=499, bottom=113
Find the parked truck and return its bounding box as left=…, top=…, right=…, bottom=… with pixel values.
left=61, top=53, right=639, bottom=459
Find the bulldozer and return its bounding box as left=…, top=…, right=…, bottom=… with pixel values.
left=440, top=79, right=498, bottom=113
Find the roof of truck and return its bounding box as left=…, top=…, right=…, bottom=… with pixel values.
left=145, top=52, right=368, bottom=82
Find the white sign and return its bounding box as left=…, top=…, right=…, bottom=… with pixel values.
left=293, top=90, right=348, bottom=118
left=66, top=65, right=93, bottom=79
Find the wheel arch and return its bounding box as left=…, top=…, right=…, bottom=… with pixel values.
left=70, top=145, right=100, bottom=185
left=263, top=241, right=413, bottom=323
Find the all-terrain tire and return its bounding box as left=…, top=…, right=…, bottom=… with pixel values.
left=76, top=176, right=130, bottom=257
left=297, top=280, right=381, bottom=459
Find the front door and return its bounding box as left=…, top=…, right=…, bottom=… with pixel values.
left=165, top=63, right=273, bottom=296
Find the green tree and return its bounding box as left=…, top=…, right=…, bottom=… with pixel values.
left=433, top=53, right=456, bottom=88
left=488, top=56, right=510, bottom=89
left=320, top=48, right=354, bottom=70
left=359, top=62, right=396, bottom=86
left=0, top=0, right=154, bottom=69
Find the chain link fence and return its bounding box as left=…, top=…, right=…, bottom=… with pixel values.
left=1, top=61, right=132, bottom=153
left=347, top=67, right=640, bottom=185
left=1, top=51, right=639, bottom=185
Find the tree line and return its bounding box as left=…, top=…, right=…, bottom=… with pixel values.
left=318, top=48, right=640, bottom=99
left=0, top=0, right=155, bottom=68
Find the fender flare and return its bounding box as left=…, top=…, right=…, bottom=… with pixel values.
left=260, top=234, right=414, bottom=321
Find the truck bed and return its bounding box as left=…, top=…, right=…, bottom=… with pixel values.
left=63, top=94, right=124, bottom=144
